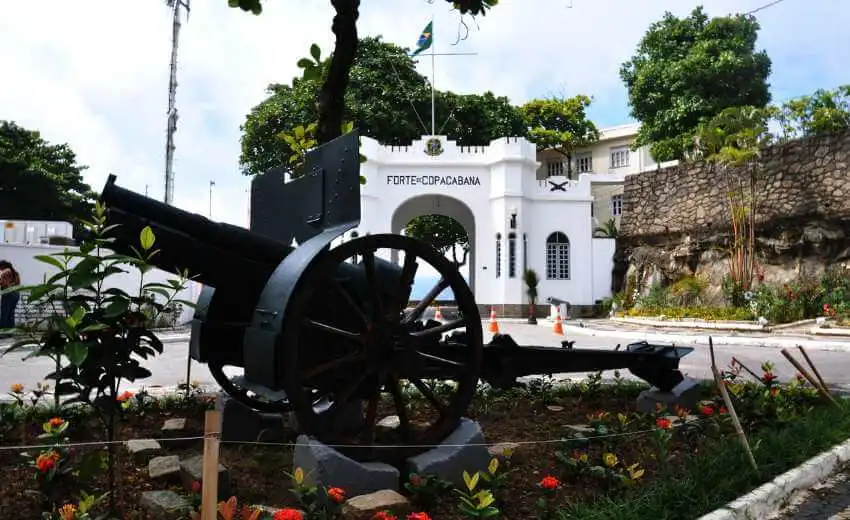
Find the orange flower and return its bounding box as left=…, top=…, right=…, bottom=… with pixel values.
left=327, top=487, right=345, bottom=504
left=36, top=452, right=58, bottom=472
left=373, top=512, right=398, bottom=520
left=539, top=475, right=560, bottom=490
left=406, top=514, right=432, bottom=520
left=10, top=383, right=23, bottom=394
left=48, top=417, right=65, bottom=428
left=58, top=504, right=77, bottom=520
left=656, top=417, right=672, bottom=430
left=273, top=509, right=303, bottom=520
left=116, top=390, right=134, bottom=402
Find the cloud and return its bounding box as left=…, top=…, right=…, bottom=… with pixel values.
left=0, top=0, right=847, bottom=230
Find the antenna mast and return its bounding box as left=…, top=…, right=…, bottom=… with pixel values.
left=164, top=0, right=190, bottom=205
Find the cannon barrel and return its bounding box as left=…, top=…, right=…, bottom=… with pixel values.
left=100, top=174, right=293, bottom=288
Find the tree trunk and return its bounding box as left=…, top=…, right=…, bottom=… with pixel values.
left=315, top=0, right=361, bottom=145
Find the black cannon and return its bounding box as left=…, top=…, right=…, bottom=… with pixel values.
left=99, top=131, right=694, bottom=464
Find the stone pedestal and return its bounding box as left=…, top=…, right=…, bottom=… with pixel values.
left=636, top=375, right=702, bottom=414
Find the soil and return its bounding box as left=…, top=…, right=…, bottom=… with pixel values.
left=0, top=385, right=712, bottom=520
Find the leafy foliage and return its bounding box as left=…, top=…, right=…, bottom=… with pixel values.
left=520, top=96, right=600, bottom=175
left=228, top=0, right=499, bottom=17
left=404, top=215, right=470, bottom=266
left=0, top=121, right=96, bottom=237
left=774, top=84, right=850, bottom=141
left=239, top=37, right=525, bottom=177
left=620, top=6, right=772, bottom=162
left=593, top=218, right=618, bottom=238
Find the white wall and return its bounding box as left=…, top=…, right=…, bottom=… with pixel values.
left=591, top=238, right=616, bottom=302
left=0, top=243, right=201, bottom=325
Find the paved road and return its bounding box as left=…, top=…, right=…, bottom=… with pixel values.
left=3, top=321, right=850, bottom=396
left=773, top=464, right=850, bottom=519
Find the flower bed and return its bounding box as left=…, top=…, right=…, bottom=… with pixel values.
left=2, top=364, right=848, bottom=520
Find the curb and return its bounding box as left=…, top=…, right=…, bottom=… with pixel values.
left=697, top=437, right=850, bottom=520
left=558, top=323, right=850, bottom=351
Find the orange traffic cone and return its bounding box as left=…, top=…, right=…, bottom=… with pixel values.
left=434, top=305, right=444, bottom=322
left=488, top=307, right=500, bottom=334
left=552, top=309, right=564, bottom=336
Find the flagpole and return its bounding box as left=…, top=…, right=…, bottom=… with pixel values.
left=430, top=16, right=436, bottom=136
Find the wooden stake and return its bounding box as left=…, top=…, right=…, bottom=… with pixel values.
left=201, top=410, right=221, bottom=520
left=709, top=337, right=758, bottom=471
left=797, top=345, right=829, bottom=394
left=780, top=348, right=839, bottom=407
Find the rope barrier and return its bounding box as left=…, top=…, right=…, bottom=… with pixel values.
left=0, top=414, right=722, bottom=452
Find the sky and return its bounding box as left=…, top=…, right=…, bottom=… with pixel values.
left=0, top=0, right=848, bottom=230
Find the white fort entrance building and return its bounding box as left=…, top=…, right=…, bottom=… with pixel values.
left=343, top=123, right=664, bottom=318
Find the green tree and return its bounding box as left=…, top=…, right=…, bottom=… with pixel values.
left=404, top=215, right=469, bottom=266
left=239, top=37, right=525, bottom=176
left=0, top=121, right=96, bottom=237
left=593, top=218, right=619, bottom=238
left=520, top=95, right=600, bottom=177
left=620, top=6, right=772, bottom=162
left=774, top=84, right=850, bottom=141
left=229, top=0, right=498, bottom=146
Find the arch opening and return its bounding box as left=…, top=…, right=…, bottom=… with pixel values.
left=390, top=195, right=476, bottom=303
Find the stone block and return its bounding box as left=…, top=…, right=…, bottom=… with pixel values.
left=149, top=455, right=181, bottom=479
left=293, top=435, right=400, bottom=497
left=216, top=392, right=294, bottom=442
left=126, top=439, right=161, bottom=461
left=139, top=490, right=191, bottom=520
left=636, top=376, right=702, bottom=414
left=161, top=417, right=192, bottom=449
left=406, top=418, right=491, bottom=487
left=341, top=490, right=412, bottom=520
left=180, top=454, right=231, bottom=500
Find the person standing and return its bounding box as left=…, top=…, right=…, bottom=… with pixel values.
left=0, top=260, right=21, bottom=333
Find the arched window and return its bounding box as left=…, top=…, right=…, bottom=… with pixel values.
left=508, top=233, right=517, bottom=278
left=546, top=232, right=570, bottom=280
left=495, top=233, right=502, bottom=278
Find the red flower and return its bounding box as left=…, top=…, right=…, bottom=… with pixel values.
left=373, top=512, right=398, bottom=520
left=763, top=372, right=777, bottom=383
left=190, top=480, right=201, bottom=493
left=273, top=509, right=303, bottom=520
left=327, top=487, right=345, bottom=504
left=48, top=417, right=65, bottom=428
left=699, top=405, right=714, bottom=417
left=719, top=406, right=728, bottom=414
left=36, top=453, right=58, bottom=472
left=408, top=473, right=423, bottom=487
left=406, top=513, right=432, bottom=520
left=656, top=417, right=672, bottom=430
left=539, top=475, right=560, bottom=490
left=116, top=391, right=134, bottom=402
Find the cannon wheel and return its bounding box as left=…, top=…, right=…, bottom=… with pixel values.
left=207, top=361, right=293, bottom=414
left=280, top=233, right=483, bottom=465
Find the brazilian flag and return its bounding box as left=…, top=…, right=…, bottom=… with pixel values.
left=411, top=21, right=433, bottom=56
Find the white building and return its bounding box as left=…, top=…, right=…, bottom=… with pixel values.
left=352, top=125, right=664, bottom=318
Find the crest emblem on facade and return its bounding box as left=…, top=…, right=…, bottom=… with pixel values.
left=424, top=137, right=444, bottom=156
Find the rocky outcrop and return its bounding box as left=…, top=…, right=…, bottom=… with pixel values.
left=616, top=131, right=850, bottom=299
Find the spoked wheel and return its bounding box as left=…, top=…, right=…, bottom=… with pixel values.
left=208, top=361, right=295, bottom=414
left=280, top=234, right=483, bottom=465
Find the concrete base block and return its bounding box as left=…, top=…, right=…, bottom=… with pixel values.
left=293, top=435, right=400, bottom=497
left=216, top=393, right=294, bottom=443
left=636, top=375, right=702, bottom=414
left=406, top=418, right=491, bottom=487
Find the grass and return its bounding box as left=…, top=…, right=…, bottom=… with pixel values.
left=558, top=399, right=850, bottom=520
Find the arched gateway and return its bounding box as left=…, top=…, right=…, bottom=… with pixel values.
left=345, top=135, right=617, bottom=318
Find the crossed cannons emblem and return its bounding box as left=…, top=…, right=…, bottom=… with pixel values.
left=548, top=179, right=569, bottom=192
